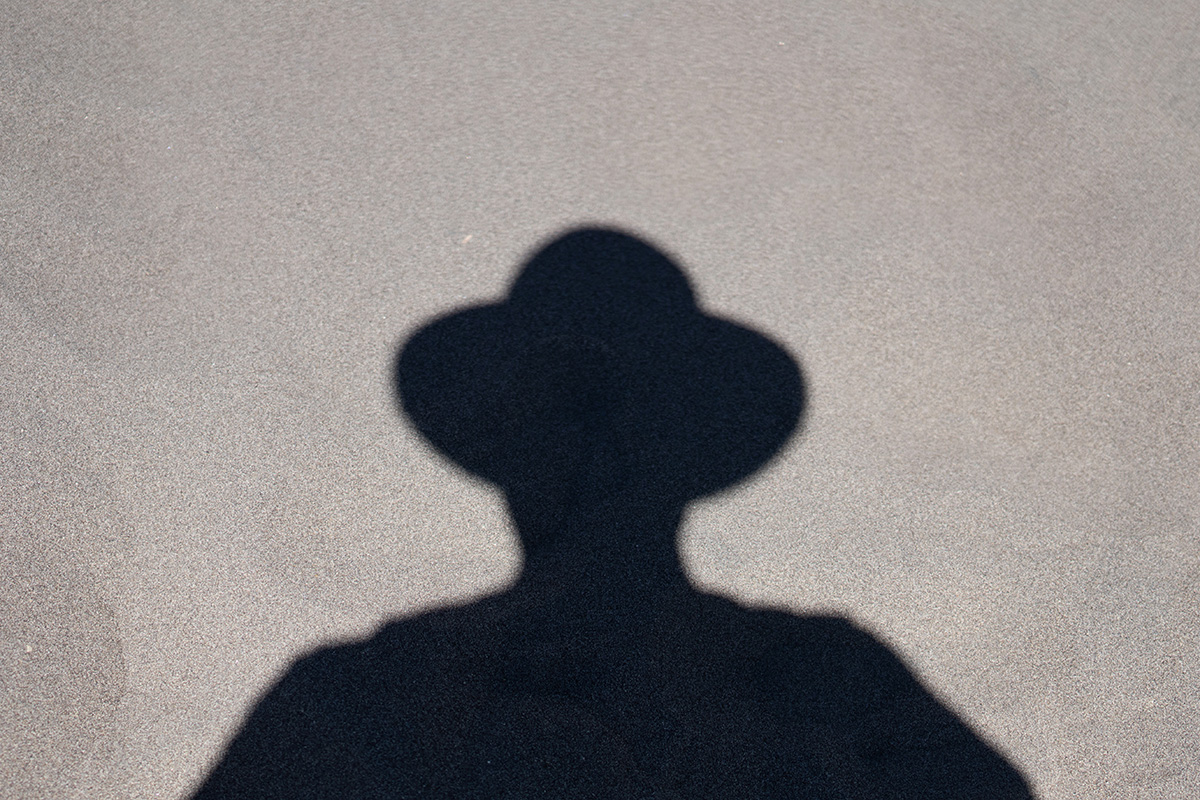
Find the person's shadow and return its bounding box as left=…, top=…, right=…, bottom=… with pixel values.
left=190, top=228, right=1034, bottom=798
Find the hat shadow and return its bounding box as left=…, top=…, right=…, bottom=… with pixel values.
left=190, top=228, right=1034, bottom=798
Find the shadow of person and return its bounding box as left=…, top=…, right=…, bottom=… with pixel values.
left=190, top=228, right=1034, bottom=798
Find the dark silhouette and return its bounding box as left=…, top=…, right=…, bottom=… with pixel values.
left=191, top=229, right=1033, bottom=798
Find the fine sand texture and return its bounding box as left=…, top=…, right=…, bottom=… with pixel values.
left=3, top=2, right=1197, bottom=798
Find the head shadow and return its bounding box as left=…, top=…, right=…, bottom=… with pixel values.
left=394, top=226, right=804, bottom=572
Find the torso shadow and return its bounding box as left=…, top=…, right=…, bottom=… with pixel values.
left=193, top=577, right=1031, bottom=798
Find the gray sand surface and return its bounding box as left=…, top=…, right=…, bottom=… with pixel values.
left=3, top=2, right=1197, bottom=798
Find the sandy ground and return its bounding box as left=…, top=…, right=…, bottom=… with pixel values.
left=3, top=2, right=1198, bottom=798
